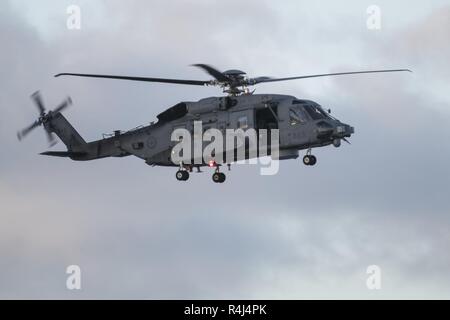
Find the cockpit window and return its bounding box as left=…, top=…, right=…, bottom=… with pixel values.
left=289, top=107, right=307, bottom=125
left=303, top=105, right=329, bottom=120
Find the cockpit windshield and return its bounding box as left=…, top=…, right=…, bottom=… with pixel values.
left=292, top=100, right=330, bottom=120
left=303, top=105, right=330, bottom=120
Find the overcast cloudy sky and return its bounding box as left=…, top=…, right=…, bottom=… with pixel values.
left=1, top=0, right=450, bottom=299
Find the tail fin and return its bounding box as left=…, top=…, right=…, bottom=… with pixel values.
left=45, top=113, right=87, bottom=151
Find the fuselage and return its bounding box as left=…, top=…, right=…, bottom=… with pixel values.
left=56, top=94, right=354, bottom=166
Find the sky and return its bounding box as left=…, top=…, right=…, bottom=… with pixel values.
left=1, top=0, right=450, bottom=299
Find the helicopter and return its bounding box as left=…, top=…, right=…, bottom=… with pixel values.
left=17, top=64, right=411, bottom=183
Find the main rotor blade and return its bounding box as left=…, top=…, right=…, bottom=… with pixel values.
left=53, top=97, right=72, bottom=114
left=55, top=73, right=210, bottom=86
left=191, top=64, right=229, bottom=82
left=252, top=69, right=412, bottom=84
left=17, top=120, right=40, bottom=140
left=31, top=91, right=45, bottom=116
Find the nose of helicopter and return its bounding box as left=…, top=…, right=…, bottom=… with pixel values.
left=316, top=121, right=354, bottom=140
left=331, top=122, right=354, bottom=147
left=334, top=123, right=354, bottom=138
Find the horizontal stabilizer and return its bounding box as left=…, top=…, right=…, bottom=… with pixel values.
left=40, top=151, right=87, bottom=158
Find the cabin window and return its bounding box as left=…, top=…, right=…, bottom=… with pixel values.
left=237, top=116, right=248, bottom=129
left=289, top=107, right=307, bottom=125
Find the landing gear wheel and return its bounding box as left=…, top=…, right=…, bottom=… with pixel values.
left=303, top=155, right=317, bottom=166
left=212, top=172, right=226, bottom=183
left=303, top=155, right=311, bottom=166
left=176, top=170, right=189, bottom=181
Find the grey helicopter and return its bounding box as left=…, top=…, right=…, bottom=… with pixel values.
left=17, top=64, right=411, bottom=183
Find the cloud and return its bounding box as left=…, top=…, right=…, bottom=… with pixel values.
left=1, top=0, right=450, bottom=299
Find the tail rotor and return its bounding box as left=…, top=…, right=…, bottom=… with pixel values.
left=17, top=91, right=72, bottom=146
